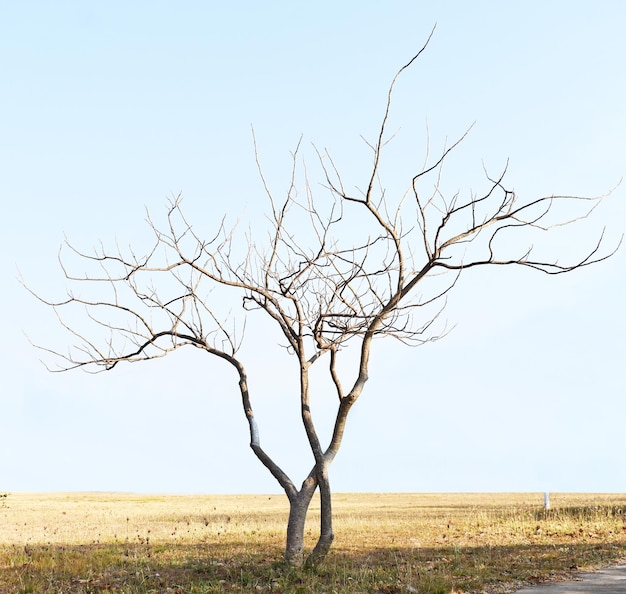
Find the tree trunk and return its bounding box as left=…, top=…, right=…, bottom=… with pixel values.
left=304, top=463, right=334, bottom=568
left=284, top=477, right=317, bottom=566
left=284, top=465, right=335, bottom=568
left=285, top=495, right=308, bottom=565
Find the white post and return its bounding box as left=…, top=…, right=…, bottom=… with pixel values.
left=544, top=492, right=550, bottom=510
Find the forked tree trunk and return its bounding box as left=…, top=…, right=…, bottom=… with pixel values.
left=284, top=465, right=335, bottom=567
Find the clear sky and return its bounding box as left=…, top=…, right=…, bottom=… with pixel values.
left=2, top=1, right=625, bottom=495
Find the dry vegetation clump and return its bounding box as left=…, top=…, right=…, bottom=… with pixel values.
left=1, top=492, right=625, bottom=593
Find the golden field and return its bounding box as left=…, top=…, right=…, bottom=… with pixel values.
left=1, top=492, right=625, bottom=593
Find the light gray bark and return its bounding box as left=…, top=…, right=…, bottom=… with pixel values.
left=284, top=483, right=316, bottom=566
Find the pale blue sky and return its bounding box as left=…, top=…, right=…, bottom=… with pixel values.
left=2, top=1, right=625, bottom=494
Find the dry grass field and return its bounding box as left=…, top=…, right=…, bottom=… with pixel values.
left=1, top=492, right=625, bottom=593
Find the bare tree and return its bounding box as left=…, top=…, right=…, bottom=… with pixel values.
left=26, top=39, right=619, bottom=567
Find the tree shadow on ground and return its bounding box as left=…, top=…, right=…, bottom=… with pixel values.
left=2, top=540, right=625, bottom=594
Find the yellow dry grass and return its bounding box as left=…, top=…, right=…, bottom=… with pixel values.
left=1, top=492, right=625, bottom=593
